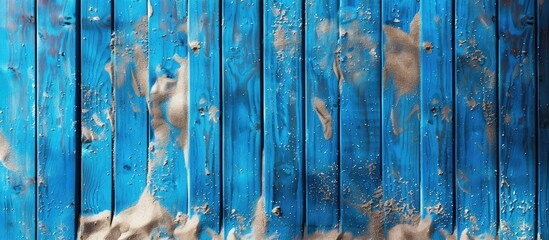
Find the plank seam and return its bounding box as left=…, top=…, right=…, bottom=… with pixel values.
left=259, top=0, right=265, bottom=198
left=75, top=0, right=83, bottom=236
left=33, top=0, right=38, bottom=238
left=451, top=0, right=457, bottom=230
left=494, top=1, right=501, bottom=235
left=218, top=0, right=224, bottom=232
left=110, top=0, right=116, bottom=224
left=534, top=0, right=539, bottom=235
left=300, top=0, right=307, bottom=236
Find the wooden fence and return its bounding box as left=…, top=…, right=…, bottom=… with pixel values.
left=0, top=0, right=548, bottom=239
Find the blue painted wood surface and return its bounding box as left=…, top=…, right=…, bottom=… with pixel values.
left=36, top=0, right=78, bottom=238
left=455, top=0, right=499, bottom=237
left=0, top=1, right=548, bottom=238
left=338, top=0, right=382, bottom=237
left=419, top=1, right=455, bottom=238
left=80, top=0, right=113, bottom=218
left=263, top=0, right=305, bottom=238
left=148, top=0, right=188, bottom=216
left=113, top=0, right=149, bottom=213
left=221, top=0, right=263, bottom=237
left=498, top=0, right=537, bottom=238
left=539, top=0, right=549, bottom=237
left=188, top=0, right=222, bottom=237
left=381, top=0, right=421, bottom=232
left=304, top=0, right=340, bottom=235
left=0, top=1, right=36, bottom=239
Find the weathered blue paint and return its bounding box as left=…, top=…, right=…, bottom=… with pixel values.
left=80, top=0, right=113, bottom=217
left=221, top=0, right=262, bottom=237
left=37, top=0, right=78, bottom=238
left=305, top=0, right=340, bottom=234
left=498, top=0, right=537, bottom=238
left=263, top=0, right=305, bottom=238
left=338, top=0, right=382, bottom=237
left=419, top=1, right=455, bottom=238
left=538, top=0, right=549, bottom=237
left=148, top=0, right=188, bottom=216
left=0, top=1, right=36, bottom=239
left=113, top=0, right=149, bottom=213
left=381, top=0, right=421, bottom=232
left=188, top=0, right=222, bottom=237
left=2, top=1, right=549, bottom=238
left=455, top=0, right=499, bottom=237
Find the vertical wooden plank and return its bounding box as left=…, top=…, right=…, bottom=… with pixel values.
left=498, top=0, right=537, bottom=238
left=381, top=0, right=421, bottom=231
left=37, top=0, right=78, bottom=238
left=80, top=0, right=113, bottom=217
left=305, top=0, right=340, bottom=235
left=338, top=0, right=382, bottom=237
left=188, top=0, right=222, bottom=237
left=303, top=0, right=340, bottom=235
left=113, top=0, right=148, bottom=213
left=455, top=0, right=499, bottom=237
left=538, top=0, right=549, bottom=237
left=419, top=0, right=454, bottom=238
left=263, top=0, right=304, bottom=238
left=0, top=0, right=36, bottom=239
left=221, top=0, right=262, bottom=237
left=148, top=0, right=188, bottom=216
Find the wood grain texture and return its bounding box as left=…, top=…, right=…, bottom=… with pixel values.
left=304, top=0, right=340, bottom=234
left=498, top=0, right=537, bottom=238
left=539, top=0, right=549, bottom=237
left=0, top=1, right=36, bottom=239
left=454, top=0, right=499, bottom=237
left=381, top=0, right=421, bottom=231
left=338, top=0, right=382, bottom=237
left=419, top=1, right=454, bottom=238
left=221, top=0, right=262, bottom=237
left=37, top=0, right=78, bottom=238
left=80, top=0, right=113, bottom=217
left=188, top=0, right=222, bottom=237
left=113, top=0, right=149, bottom=213
left=263, top=0, right=304, bottom=238
left=148, top=0, right=188, bottom=216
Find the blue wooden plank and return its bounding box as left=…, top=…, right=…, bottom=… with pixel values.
left=304, top=0, right=340, bottom=235
left=381, top=0, right=421, bottom=232
left=0, top=0, right=36, bottom=239
left=338, top=0, right=382, bottom=237
left=221, top=0, right=263, bottom=237
left=539, top=0, right=549, bottom=237
left=454, top=0, right=499, bottom=237
left=498, top=0, right=537, bottom=238
left=148, top=0, right=188, bottom=216
left=188, top=0, right=222, bottom=237
left=113, top=0, right=149, bottom=213
left=80, top=0, right=113, bottom=218
left=37, top=0, right=78, bottom=238
left=263, top=0, right=305, bottom=238
left=419, top=1, right=455, bottom=238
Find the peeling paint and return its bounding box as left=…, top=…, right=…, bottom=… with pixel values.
left=383, top=12, right=421, bottom=99
left=0, top=131, right=18, bottom=172
left=391, top=108, right=403, bottom=135
left=209, top=105, right=219, bottom=123
left=333, top=48, right=344, bottom=93
left=149, top=54, right=189, bottom=150
left=312, top=97, right=333, bottom=140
